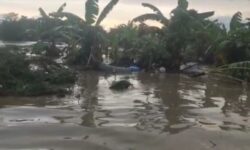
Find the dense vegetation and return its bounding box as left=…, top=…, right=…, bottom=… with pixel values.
left=0, top=0, right=249, bottom=95
left=0, top=46, right=76, bottom=96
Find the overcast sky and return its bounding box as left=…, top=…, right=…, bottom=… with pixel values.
left=1, top=0, right=250, bottom=28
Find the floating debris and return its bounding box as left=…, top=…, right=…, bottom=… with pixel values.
left=109, top=80, right=133, bottom=90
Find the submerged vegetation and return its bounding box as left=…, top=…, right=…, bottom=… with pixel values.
left=0, top=0, right=250, bottom=95
left=0, top=47, right=76, bottom=96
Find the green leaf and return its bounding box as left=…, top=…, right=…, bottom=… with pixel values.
left=178, top=0, right=188, bottom=10
left=57, top=3, right=67, bottom=13
left=133, top=13, right=168, bottom=26
left=96, top=0, right=119, bottom=26
left=50, top=12, right=85, bottom=25
left=230, top=12, right=243, bottom=31
left=213, top=61, right=250, bottom=81
left=85, top=0, right=99, bottom=25
left=197, top=11, right=214, bottom=19
left=39, top=8, right=49, bottom=19
left=142, top=3, right=164, bottom=16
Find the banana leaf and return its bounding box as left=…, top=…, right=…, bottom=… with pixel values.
left=212, top=61, right=250, bottom=81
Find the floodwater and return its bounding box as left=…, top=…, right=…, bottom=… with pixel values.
left=0, top=71, right=249, bottom=150
left=0, top=41, right=37, bottom=47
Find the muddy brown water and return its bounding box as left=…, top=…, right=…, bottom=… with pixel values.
left=0, top=71, right=249, bottom=150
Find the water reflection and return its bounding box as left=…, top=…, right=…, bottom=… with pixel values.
left=0, top=71, right=249, bottom=134
left=78, top=71, right=99, bottom=127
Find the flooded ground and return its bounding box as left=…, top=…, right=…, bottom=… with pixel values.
left=0, top=41, right=37, bottom=47
left=0, top=71, right=249, bottom=150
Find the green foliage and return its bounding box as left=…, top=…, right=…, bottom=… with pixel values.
left=42, top=0, right=118, bottom=67
left=57, top=3, right=67, bottom=13
left=39, top=8, right=49, bottom=18
left=50, top=12, right=86, bottom=26
left=132, top=0, right=216, bottom=70
left=142, top=3, right=164, bottom=16
left=178, top=0, right=189, bottom=10
left=108, top=23, right=139, bottom=66
left=212, top=61, right=250, bottom=81
left=85, top=0, right=99, bottom=25
left=108, top=23, right=168, bottom=69
left=0, top=47, right=76, bottom=96
left=215, top=12, right=250, bottom=65
left=0, top=20, right=24, bottom=41
left=230, top=12, right=243, bottom=31
left=133, top=3, right=169, bottom=26
left=133, top=14, right=169, bottom=26
left=0, top=16, right=38, bottom=41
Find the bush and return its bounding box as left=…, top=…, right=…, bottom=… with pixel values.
left=0, top=47, right=76, bottom=96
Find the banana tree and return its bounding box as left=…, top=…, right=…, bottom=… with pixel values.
left=211, top=61, right=250, bottom=82
left=108, top=22, right=140, bottom=65
left=49, top=0, right=119, bottom=67
left=215, top=12, right=250, bottom=65
left=27, top=4, right=68, bottom=57
left=133, top=0, right=215, bottom=70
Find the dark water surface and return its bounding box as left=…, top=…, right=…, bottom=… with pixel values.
left=0, top=72, right=249, bottom=150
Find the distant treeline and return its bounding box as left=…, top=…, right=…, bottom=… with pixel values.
left=0, top=13, right=40, bottom=41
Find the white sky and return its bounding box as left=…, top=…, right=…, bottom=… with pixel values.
left=0, top=0, right=250, bottom=28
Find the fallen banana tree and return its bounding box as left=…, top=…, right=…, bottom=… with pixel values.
left=210, top=61, right=250, bottom=82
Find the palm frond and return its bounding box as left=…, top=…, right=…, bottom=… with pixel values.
left=96, top=0, right=119, bottom=26
left=133, top=13, right=169, bottom=26
left=50, top=12, right=85, bottom=25
left=57, top=3, right=67, bottom=13
left=230, top=12, right=243, bottom=31
left=39, top=8, right=49, bottom=19
left=212, top=61, right=250, bottom=81
left=85, top=0, right=99, bottom=25
left=142, top=3, right=164, bottom=16
left=197, top=11, right=214, bottom=19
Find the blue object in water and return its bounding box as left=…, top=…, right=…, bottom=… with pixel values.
left=129, top=66, right=140, bottom=72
